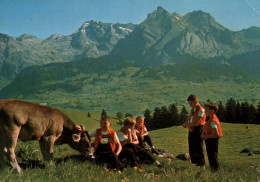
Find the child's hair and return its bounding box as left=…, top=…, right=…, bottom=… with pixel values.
left=136, top=115, right=144, bottom=122
left=204, top=102, right=218, bottom=113
left=187, top=94, right=198, bottom=102
left=100, top=116, right=111, bottom=123
left=123, top=117, right=136, bottom=126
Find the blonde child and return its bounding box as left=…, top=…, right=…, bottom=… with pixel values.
left=118, top=117, right=157, bottom=165
left=135, top=116, right=159, bottom=155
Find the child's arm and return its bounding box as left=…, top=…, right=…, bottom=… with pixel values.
left=188, top=116, right=203, bottom=127
left=127, top=128, right=132, bottom=143
left=142, top=127, right=149, bottom=137
left=115, top=142, right=122, bottom=156
left=201, top=123, right=220, bottom=140
left=183, top=112, right=192, bottom=128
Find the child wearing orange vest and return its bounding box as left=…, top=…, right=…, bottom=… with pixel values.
left=135, top=116, right=159, bottom=155
left=118, top=117, right=158, bottom=165
left=201, top=102, right=222, bottom=172
left=183, top=94, right=206, bottom=166
left=88, top=116, right=124, bottom=170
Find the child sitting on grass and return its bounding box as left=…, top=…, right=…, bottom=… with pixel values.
left=118, top=117, right=161, bottom=166
left=135, top=116, right=159, bottom=155
left=88, top=116, right=124, bottom=170
left=201, top=102, right=222, bottom=172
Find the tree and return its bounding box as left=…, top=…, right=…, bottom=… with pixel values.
left=234, top=101, right=241, bottom=123
left=217, top=101, right=225, bottom=122
left=225, top=98, right=236, bottom=123
left=161, top=105, right=171, bottom=128
left=116, top=112, right=124, bottom=127
left=116, top=112, right=124, bottom=120
left=169, top=103, right=179, bottom=126
left=152, top=107, right=162, bottom=130
left=248, top=105, right=256, bottom=124
left=144, top=109, right=152, bottom=130
left=125, top=113, right=133, bottom=118
left=87, top=112, right=91, bottom=118
left=256, top=101, right=260, bottom=124
left=240, top=101, right=250, bottom=124
left=101, top=109, right=107, bottom=118
left=179, top=105, right=188, bottom=125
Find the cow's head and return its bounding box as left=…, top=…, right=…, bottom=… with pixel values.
left=71, top=125, right=92, bottom=156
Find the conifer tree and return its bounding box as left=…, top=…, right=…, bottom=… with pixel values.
left=256, top=101, right=260, bottom=124
left=152, top=107, right=162, bottom=130
left=169, top=103, right=179, bottom=126
left=144, top=109, right=152, bottom=130
left=248, top=105, right=256, bottom=124
left=225, top=98, right=236, bottom=123
left=179, top=105, right=188, bottom=125
left=101, top=109, right=107, bottom=118
left=217, top=101, right=225, bottom=122
left=161, top=105, right=171, bottom=128
left=240, top=101, right=250, bottom=124
left=234, top=101, right=241, bottom=123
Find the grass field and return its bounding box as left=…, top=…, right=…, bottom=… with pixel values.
left=0, top=109, right=259, bottom=182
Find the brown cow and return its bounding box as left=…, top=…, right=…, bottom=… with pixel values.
left=0, top=99, right=92, bottom=173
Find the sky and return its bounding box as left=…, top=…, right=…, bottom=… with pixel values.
left=0, top=0, right=260, bottom=39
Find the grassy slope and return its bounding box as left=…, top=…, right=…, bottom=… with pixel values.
left=0, top=109, right=259, bottom=182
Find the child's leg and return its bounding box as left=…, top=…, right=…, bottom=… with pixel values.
left=143, top=135, right=159, bottom=154
left=135, top=144, right=156, bottom=164
left=206, top=138, right=220, bottom=172
left=190, top=126, right=205, bottom=166
left=143, top=135, right=153, bottom=147
left=138, top=137, right=144, bottom=147
left=94, top=144, right=124, bottom=170
left=119, top=148, right=138, bottom=167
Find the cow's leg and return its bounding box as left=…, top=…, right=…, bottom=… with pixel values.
left=0, top=130, right=7, bottom=168
left=39, top=136, right=56, bottom=166
left=4, top=125, right=21, bottom=173
left=39, top=140, right=48, bottom=161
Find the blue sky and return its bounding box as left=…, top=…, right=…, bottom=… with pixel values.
left=1, top=0, right=260, bottom=39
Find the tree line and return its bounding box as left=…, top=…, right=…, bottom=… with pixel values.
left=100, top=98, right=260, bottom=131
left=217, top=98, right=260, bottom=125
left=142, top=98, right=260, bottom=131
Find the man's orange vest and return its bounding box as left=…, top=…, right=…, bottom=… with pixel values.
left=119, top=128, right=138, bottom=146
left=187, top=104, right=206, bottom=126
left=204, top=115, right=222, bottom=137
left=94, top=128, right=117, bottom=152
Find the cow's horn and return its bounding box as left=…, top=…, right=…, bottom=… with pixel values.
left=72, top=134, right=81, bottom=142
left=80, top=124, right=85, bottom=131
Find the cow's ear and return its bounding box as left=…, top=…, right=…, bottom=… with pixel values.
left=80, top=124, right=86, bottom=131
left=72, top=134, right=81, bottom=142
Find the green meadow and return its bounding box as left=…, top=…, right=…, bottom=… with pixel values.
left=10, top=66, right=259, bottom=115
left=0, top=109, right=259, bottom=182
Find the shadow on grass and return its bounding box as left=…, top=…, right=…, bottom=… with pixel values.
left=55, top=154, right=93, bottom=164
left=19, top=160, right=45, bottom=169
left=18, top=154, right=93, bottom=170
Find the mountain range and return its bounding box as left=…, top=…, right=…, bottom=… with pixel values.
left=0, top=21, right=135, bottom=87
left=0, top=6, right=259, bottom=114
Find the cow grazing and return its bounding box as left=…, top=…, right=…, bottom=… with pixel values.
left=0, top=99, right=92, bottom=173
